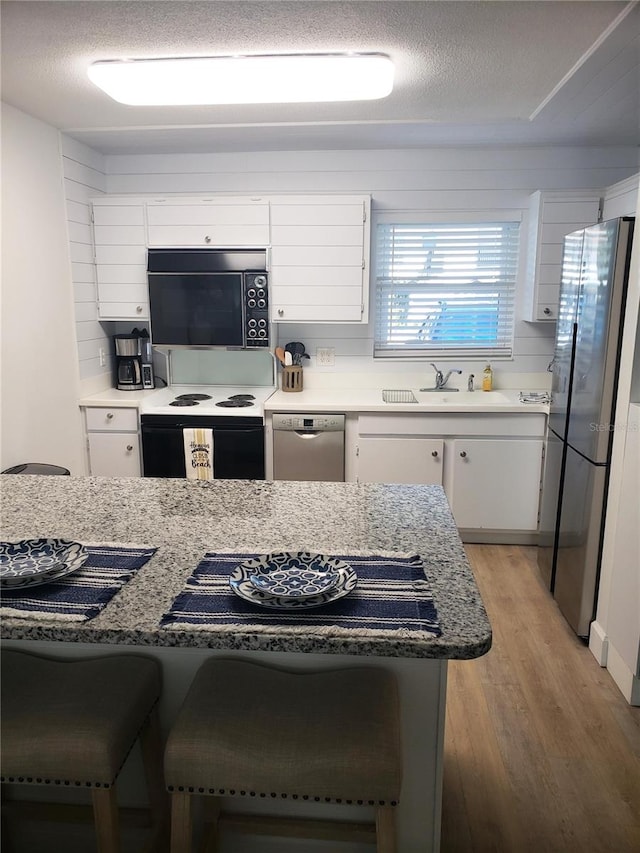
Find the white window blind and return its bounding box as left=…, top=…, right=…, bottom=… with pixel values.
left=374, top=221, right=519, bottom=358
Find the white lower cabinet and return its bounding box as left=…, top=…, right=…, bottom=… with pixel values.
left=448, top=438, right=543, bottom=531
left=356, top=437, right=444, bottom=485
left=84, top=407, right=141, bottom=477
left=354, top=413, right=545, bottom=539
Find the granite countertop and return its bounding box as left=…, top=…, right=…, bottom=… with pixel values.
left=0, top=475, right=491, bottom=660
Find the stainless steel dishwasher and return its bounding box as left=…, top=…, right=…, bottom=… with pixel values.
left=272, top=413, right=345, bottom=482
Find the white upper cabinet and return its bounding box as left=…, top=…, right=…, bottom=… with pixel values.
left=146, top=196, right=270, bottom=246
left=92, top=199, right=148, bottom=321
left=269, top=195, right=371, bottom=323
left=91, top=193, right=371, bottom=325
left=523, top=191, right=601, bottom=322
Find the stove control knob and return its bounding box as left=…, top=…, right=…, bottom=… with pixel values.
left=258, top=328, right=267, bottom=337
left=257, top=298, right=266, bottom=308
left=248, top=318, right=257, bottom=327
left=247, top=288, right=256, bottom=298
left=254, top=275, right=267, bottom=287
left=248, top=328, right=257, bottom=337
left=248, top=298, right=256, bottom=308
left=258, top=318, right=267, bottom=327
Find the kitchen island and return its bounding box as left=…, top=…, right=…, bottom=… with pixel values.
left=1, top=474, right=491, bottom=852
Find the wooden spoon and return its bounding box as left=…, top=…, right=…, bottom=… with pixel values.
left=274, top=346, right=286, bottom=365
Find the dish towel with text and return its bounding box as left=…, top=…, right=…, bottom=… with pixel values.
left=183, top=428, right=214, bottom=480
left=0, top=545, right=156, bottom=622
left=160, top=552, right=441, bottom=638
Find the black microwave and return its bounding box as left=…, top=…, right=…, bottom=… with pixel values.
left=147, top=248, right=269, bottom=349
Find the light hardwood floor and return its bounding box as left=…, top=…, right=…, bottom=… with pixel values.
left=441, top=544, right=640, bottom=853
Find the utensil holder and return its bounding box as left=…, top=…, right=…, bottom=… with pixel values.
left=282, top=366, right=303, bottom=392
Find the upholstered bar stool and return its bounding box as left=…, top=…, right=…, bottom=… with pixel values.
left=0, top=649, right=166, bottom=852
left=164, top=658, right=402, bottom=853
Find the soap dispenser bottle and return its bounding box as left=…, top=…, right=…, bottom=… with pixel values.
left=482, top=363, right=493, bottom=391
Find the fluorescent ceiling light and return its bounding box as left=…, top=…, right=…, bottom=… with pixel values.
left=88, top=53, right=394, bottom=105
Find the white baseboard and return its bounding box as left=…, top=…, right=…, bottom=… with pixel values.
left=606, top=643, right=640, bottom=706
left=589, top=620, right=609, bottom=666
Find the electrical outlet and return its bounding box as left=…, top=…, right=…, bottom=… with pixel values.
left=99, top=347, right=106, bottom=367
left=316, top=347, right=335, bottom=367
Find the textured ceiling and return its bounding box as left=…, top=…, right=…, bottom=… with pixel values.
left=1, top=0, right=638, bottom=153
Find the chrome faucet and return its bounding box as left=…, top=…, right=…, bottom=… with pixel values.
left=420, top=363, right=462, bottom=392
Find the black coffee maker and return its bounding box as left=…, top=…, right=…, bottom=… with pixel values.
left=114, top=334, right=143, bottom=390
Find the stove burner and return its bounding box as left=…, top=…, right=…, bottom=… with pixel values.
left=175, top=393, right=213, bottom=401
left=228, top=394, right=256, bottom=401
left=169, top=399, right=200, bottom=407
left=215, top=399, right=254, bottom=408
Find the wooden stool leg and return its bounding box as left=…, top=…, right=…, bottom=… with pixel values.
left=139, top=706, right=168, bottom=833
left=200, top=797, right=222, bottom=853
left=375, top=805, right=397, bottom=853
left=170, top=792, right=192, bottom=853
left=92, top=786, right=121, bottom=853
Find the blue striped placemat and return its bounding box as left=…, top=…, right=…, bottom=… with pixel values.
left=160, top=552, right=441, bottom=638
left=0, top=545, right=156, bottom=622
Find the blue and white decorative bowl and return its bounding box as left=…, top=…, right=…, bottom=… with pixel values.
left=249, top=553, right=340, bottom=599
left=0, top=539, right=87, bottom=589
left=231, top=551, right=356, bottom=610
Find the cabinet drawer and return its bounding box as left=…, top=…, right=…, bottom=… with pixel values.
left=147, top=224, right=270, bottom=246
left=85, top=407, right=139, bottom=432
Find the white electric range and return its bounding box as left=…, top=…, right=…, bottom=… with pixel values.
left=139, top=385, right=276, bottom=419
left=139, top=385, right=276, bottom=478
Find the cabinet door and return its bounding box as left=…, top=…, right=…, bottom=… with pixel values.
left=524, top=192, right=601, bottom=322
left=356, top=437, right=443, bottom=485
left=92, top=204, right=149, bottom=321
left=146, top=200, right=269, bottom=246
left=449, top=439, right=542, bottom=530
left=88, top=433, right=141, bottom=477
left=270, top=196, right=370, bottom=323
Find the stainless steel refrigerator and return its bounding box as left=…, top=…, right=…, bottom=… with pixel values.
left=538, top=216, right=635, bottom=638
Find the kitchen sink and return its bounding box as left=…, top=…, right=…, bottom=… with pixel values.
left=382, top=389, right=418, bottom=403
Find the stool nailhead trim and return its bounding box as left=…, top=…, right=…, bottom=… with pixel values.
left=1, top=776, right=113, bottom=789
left=166, top=784, right=398, bottom=806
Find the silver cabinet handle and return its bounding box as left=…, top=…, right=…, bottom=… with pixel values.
left=106, top=412, right=114, bottom=420
left=432, top=450, right=438, bottom=457
left=543, top=307, right=552, bottom=316
left=136, top=305, right=143, bottom=313
left=205, top=235, right=211, bottom=243
left=459, top=451, right=467, bottom=458
left=277, top=308, right=284, bottom=317
left=126, top=445, right=133, bottom=452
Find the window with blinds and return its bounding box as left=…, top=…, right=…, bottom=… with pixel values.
left=374, top=221, right=519, bottom=358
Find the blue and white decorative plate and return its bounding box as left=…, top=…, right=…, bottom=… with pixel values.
left=248, top=552, right=340, bottom=599
left=0, top=539, right=88, bottom=590
left=230, top=551, right=357, bottom=610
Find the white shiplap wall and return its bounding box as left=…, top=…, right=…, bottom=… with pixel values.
left=61, top=136, right=110, bottom=383
left=80, top=145, right=637, bottom=384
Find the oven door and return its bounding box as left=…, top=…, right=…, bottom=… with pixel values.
left=141, top=416, right=265, bottom=479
